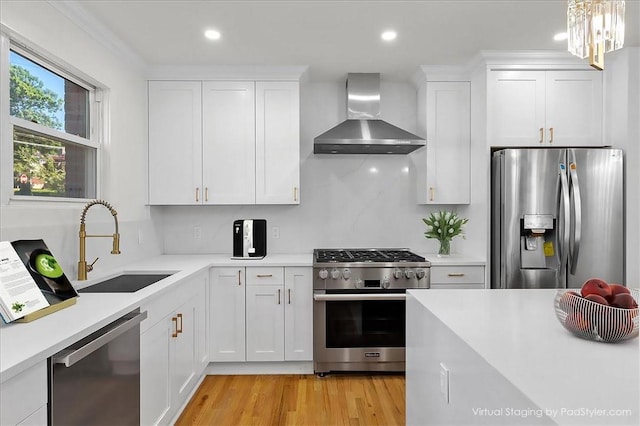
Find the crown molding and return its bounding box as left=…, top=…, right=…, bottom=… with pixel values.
left=411, top=65, right=470, bottom=87
left=48, top=1, right=148, bottom=75
left=471, top=50, right=597, bottom=71
left=146, top=65, right=310, bottom=81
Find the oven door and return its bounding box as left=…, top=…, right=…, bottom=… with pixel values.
left=313, top=290, right=406, bottom=374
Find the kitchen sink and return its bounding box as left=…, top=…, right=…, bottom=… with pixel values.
left=78, top=273, right=173, bottom=293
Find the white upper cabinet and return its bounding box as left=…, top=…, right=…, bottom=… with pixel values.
left=255, top=82, right=300, bottom=204
left=148, top=81, right=203, bottom=205
left=148, top=79, right=300, bottom=205
left=413, top=80, right=471, bottom=205
left=202, top=81, right=256, bottom=204
left=488, top=70, right=603, bottom=147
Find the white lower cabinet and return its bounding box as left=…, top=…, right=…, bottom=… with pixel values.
left=210, top=266, right=312, bottom=363
left=430, top=265, right=485, bottom=289
left=246, top=283, right=285, bottom=361
left=0, top=361, right=47, bottom=426
left=16, top=405, right=47, bottom=426
left=140, top=272, right=208, bottom=425
left=209, top=267, right=246, bottom=361
left=284, top=267, right=313, bottom=361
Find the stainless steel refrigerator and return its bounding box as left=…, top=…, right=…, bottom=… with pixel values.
left=491, top=148, right=624, bottom=289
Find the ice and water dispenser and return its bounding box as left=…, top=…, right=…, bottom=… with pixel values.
left=520, top=214, right=557, bottom=269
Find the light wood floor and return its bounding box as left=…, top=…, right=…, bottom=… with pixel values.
left=175, top=374, right=405, bottom=426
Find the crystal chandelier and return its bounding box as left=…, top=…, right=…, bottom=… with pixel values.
left=567, top=0, right=625, bottom=70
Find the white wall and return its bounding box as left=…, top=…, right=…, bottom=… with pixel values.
left=157, top=79, right=485, bottom=257
left=0, top=2, right=161, bottom=278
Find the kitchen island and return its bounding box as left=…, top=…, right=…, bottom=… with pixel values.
left=406, top=289, right=639, bottom=426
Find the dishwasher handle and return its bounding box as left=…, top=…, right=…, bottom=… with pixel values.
left=53, top=310, right=147, bottom=367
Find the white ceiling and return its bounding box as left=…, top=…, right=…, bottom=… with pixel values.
left=74, top=0, right=640, bottom=81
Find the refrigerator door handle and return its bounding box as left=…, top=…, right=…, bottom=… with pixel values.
left=558, top=163, right=570, bottom=277
left=569, top=162, right=582, bottom=275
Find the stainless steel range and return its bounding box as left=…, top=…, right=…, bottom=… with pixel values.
left=313, top=248, right=430, bottom=375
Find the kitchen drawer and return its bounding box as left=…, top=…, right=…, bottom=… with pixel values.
left=431, top=283, right=485, bottom=290
left=431, top=265, right=485, bottom=284
left=246, top=267, right=284, bottom=286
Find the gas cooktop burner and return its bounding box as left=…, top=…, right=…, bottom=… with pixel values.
left=314, top=248, right=426, bottom=264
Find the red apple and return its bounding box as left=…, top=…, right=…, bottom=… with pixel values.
left=584, top=293, right=609, bottom=306
left=564, top=311, right=593, bottom=338
left=558, top=291, right=581, bottom=313
left=581, top=278, right=612, bottom=300
left=606, top=284, right=631, bottom=303
left=610, top=293, right=638, bottom=309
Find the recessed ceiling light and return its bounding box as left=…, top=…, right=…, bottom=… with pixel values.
left=554, top=32, right=568, bottom=41
left=381, top=31, right=397, bottom=41
left=204, top=29, right=221, bottom=40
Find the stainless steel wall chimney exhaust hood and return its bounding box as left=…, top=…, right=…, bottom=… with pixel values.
left=314, top=73, right=425, bottom=154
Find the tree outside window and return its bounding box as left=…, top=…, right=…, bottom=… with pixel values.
left=9, top=48, right=96, bottom=199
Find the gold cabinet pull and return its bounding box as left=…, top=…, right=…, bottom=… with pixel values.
left=238, top=270, right=242, bottom=286
left=277, top=289, right=281, bottom=305
left=293, top=187, right=298, bottom=202
left=448, top=273, right=465, bottom=277
left=429, top=187, right=435, bottom=202
left=172, top=317, right=178, bottom=338
left=177, top=313, right=183, bottom=334
left=539, top=127, right=544, bottom=144
left=549, top=127, right=554, bottom=144
left=288, top=288, right=291, bottom=304
left=256, top=274, right=273, bottom=278
left=205, top=187, right=209, bottom=202
left=195, top=187, right=200, bottom=202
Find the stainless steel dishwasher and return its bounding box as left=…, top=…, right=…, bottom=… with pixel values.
left=49, top=309, right=147, bottom=425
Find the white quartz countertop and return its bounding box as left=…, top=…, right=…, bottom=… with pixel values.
left=407, top=289, right=639, bottom=424
left=417, top=253, right=486, bottom=266
left=0, top=253, right=312, bottom=382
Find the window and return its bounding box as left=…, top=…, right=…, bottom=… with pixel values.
left=8, top=45, right=99, bottom=199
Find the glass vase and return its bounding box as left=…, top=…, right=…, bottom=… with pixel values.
left=438, top=239, right=451, bottom=257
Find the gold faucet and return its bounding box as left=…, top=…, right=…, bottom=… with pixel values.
left=78, top=199, right=120, bottom=280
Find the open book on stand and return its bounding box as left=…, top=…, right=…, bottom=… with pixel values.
left=0, top=240, right=78, bottom=323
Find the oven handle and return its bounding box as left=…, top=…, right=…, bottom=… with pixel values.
left=313, top=293, right=406, bottom=302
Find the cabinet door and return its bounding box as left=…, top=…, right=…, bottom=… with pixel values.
left=423, top=82, right=470, bottom=204
left=246, top=284, right=285, bottom=361
left=148, top=81, right=203, bottom=204
left=0, top=361, right=47, bottom=426
left=284, top=267, right=313, bottom=361
left=545, top=71, right=603, bottom=146
left=140, top=315, right=172, bottom=426
left=488, top=71, right=546, bottom=146
left=193, top=272, right=209, bottom=373
left=255, top=81, right=300, bottom=204
left=173, top=298, right=197, bottom=405
left=210, top=268, right=246, bottom=361
left=202, top=81, right=256, bottom=204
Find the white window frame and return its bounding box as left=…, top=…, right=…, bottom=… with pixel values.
left=0, top=27, right=104, bottom=205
